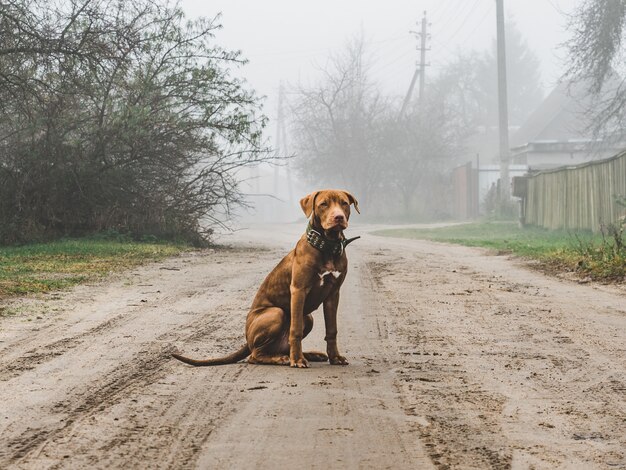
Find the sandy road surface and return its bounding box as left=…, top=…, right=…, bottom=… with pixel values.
left=0, top=223, right=624, bottom=469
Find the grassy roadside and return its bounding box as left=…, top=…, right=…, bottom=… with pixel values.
left=372, top=221, right=625, bottom=282
left=0, top=238, right=189, bottom=299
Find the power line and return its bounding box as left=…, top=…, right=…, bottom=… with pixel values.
left=430, top=36, right=456, bottom=56
left=431, top=0, right=476, bottom=38
left=428, top=0, right=491, bottom=66
left=434, top=0, right=483, bottom=44
left=429, top=0, right=464, bottom=27
left=456, top=3, right=494, bottom=46
left=428, top=0, right=452, bottom=22
left=369, top=47, right=414, bottom=76
left=251, top=31, right=407, bottom=59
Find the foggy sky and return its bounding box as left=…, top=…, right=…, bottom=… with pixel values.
left=181, top=0, right=582, bottom=122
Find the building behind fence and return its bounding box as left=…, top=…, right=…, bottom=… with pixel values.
left=515, top=150, right=626, bottom=231
left=453, top=162, right=528, bottom=219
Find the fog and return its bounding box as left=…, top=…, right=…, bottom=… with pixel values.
left=181, top=1, right=577, bottom=105
left=3, top=0, right=612, bottom=243
left=177, top=0, right=599, bottom=225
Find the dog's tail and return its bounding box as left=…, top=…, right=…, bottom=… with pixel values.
left=171, top=344, right=250, bottom=366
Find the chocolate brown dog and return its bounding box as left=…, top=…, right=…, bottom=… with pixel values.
left=172, top=189, right=359, bottom=368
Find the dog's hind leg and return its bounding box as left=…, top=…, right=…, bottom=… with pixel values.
left=246, top=307, right=291, bottom=366
left=246, top=310, right=328, bottom=365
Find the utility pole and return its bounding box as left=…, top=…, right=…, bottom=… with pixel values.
left=399, top=11, right=429, bottom=118
left=418, top=11, right=428, bottom=105
left=273, top=83, right=283, bottom=198
left=495, top=0, right=511, bottom=204
left=273, top=82, right=293, bottom=204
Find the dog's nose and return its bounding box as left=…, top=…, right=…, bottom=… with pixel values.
left=334, top=214, right=345, bottom=222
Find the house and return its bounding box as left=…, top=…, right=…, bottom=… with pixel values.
left=510, top=78, right=626, bottom=170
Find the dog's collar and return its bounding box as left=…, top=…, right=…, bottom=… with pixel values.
left=306, top=222, right=360, bottom=256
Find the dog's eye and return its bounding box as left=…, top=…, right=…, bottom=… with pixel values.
left=341, top=201, right=349, bottom=206
left=318, top=201, right=328, bottom=207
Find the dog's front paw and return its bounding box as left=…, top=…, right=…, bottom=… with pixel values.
left=290, top=357, right=309, bottom=368
left=329, top=355, right=349, bottom=365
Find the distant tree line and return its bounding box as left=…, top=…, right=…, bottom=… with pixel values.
left=289, top=25, right=543, bottom=220
left=0, top=0, right=270, bottom=245
left=290, top=4, right=624, bottom=221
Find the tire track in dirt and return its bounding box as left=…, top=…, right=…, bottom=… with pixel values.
left=362, top=257, right=512, bottom=469
left=5, top=336, right=252, bottom=469
left=2, top=226, right=624, bottom=469
left=4, top=342, right=173, bottom=463
left=0, top=251, right=252, bottom=379
left=0, top=316, right=125, bottom=382
left=0, top=248, right=278, bottom=469
left=188, top=246, right=434, bottom=469
left=361, top=236, right=626, bottom=469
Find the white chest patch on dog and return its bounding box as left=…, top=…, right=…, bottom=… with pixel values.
left=318, top=271, right=341, bottom=286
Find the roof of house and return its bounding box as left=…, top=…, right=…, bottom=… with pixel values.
left=510, top=79, right=594, bottom=149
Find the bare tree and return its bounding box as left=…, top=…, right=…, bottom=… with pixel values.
left=565, top=0, right=626, bottom=134
left=378, top=96, right=461, bottom=218
left=289, top=34, right=467, bottom=220
left=289, top=35, right=388, bottom=208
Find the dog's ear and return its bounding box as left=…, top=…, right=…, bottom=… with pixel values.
left=300, top=191, right=319, bottom=218
left=343, top=191, right=360, bottom=214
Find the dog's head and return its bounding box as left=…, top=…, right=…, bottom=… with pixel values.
left=300, top=189, right=359, bottom=232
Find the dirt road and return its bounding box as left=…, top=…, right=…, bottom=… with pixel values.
left=1, top=224, right=624, bottom=469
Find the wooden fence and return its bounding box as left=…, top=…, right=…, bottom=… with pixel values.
left=521, top=150, right=626, bottom=231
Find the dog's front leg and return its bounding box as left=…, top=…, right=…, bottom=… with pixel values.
left=289, top=283, right=309, bottom=368
left=323, top=290, right=348, bottom=365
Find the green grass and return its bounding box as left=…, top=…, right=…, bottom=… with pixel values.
left=372, top=222, right=590, bottom=256
left=372, top=221, right=625, bottom=282
left=0, top=238, right=189, bottom=299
